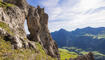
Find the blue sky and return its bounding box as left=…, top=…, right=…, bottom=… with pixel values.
left=25, top=0, right=105, bottom=33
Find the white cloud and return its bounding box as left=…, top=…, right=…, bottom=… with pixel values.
left=72, top=0, right=105, bottom=13
left=40, top=0, right=59, bottom=7
left=39, top=0, right=105, bottom=32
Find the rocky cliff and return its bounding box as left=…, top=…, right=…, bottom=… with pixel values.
left=0, top=0, right=59, bottom=60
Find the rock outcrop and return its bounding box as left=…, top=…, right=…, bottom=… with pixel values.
left=69, top=52, right=95, bottom=60
left=0, top=0, right=60, bottom=59
left=27, top=6, right=59, bottom=58
left=0, top=2, right=29, bottom=49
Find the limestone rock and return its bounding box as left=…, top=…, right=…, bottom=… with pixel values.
left=27, top=6, right=60, bottom=58
left=3, top=0, right=29, bottom=16
left=0, top=0, right=60, bottom=59
left=0, top=6, right=29, bottom=49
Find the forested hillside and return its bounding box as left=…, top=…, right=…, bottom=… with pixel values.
left=51, top=27, right=105, bottom=60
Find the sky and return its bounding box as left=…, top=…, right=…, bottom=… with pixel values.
left=25, top=0, right=105, bottom=33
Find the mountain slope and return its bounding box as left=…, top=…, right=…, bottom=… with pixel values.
left=51, top=27, right=105, bottom=54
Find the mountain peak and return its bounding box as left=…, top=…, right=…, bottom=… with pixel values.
left=75, top=27, right=92, bottom=31
left=59, top=28, right=66, bottom=31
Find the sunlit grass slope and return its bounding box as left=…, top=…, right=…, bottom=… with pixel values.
left=59, top=48, right=78, bottom=60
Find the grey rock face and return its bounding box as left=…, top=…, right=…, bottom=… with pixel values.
left=27, top=6, right=60, bottom=58
left=0, top=0, right=60, bottom=59
left=0, top=6, right=29, bottom=49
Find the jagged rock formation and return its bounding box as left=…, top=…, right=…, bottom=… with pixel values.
left=0, top=0, right=60, bottom=59
left=69, top=52, right=94, bottom=60
left=27, top=6, right=59, bottom=58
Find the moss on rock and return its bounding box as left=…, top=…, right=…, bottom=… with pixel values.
left=0, top=37, right=57, bottom=60
left=0, top=21, right=14, bottom=35
left=0, top=1, right=14, bottom=8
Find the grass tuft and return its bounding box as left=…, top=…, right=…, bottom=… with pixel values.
left=0, top=1, right=14, bottom=8
left=0, top=21, right=14, bottom=35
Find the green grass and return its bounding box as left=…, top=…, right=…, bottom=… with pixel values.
left=62, top=47, right=105, bottom=60
left=0, top=21, right=14, bottom=35
left=92, top=51, right=105, bottom=56
left=0, top=37, right=12, bottom=55
left=0, top=37, right=57, bottom=60
left=0, top=1, right=14, bottom=8
left=97, top=34, right=105, bottom=39
left=80, top=51, right=88, bottom=55
left=84, top=33, right=105, bottom=39
left=80, top=51, right=105, bottom=56
left=35, top=42, right=57, bottom=60
left=0, top=37, right=36, bottom=60
left=59, top=48, right=78, bottom=60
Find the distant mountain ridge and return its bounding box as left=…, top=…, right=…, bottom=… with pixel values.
left=72, top=27, right=105, bottom=35
left=51, top=27, right=105, bottom=54
left=53, top=27, right=105, bottom=35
